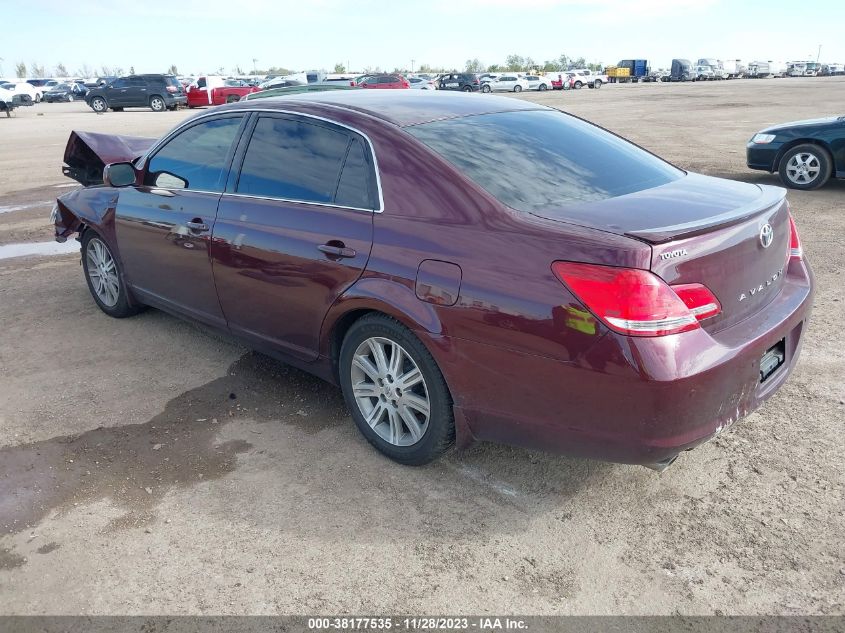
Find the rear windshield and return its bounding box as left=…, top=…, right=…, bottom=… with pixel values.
left=406, top=110, right=682, bottom=210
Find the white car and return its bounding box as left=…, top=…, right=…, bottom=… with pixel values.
left=568, top=70, right=608, bottom=89
left=408, top=77, right=436, bottom=90
left=480, top=75, right=530, bottom=93
left=0, top=82, right=39, bottom=103
left=694, top=65, right=716, bottom=80
left=522, top=75, right=552, bottom=91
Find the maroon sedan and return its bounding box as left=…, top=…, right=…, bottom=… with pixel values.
left=54, top=91, right=814, bottom=469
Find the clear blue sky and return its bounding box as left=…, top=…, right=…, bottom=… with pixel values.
left=2, top=0, right=844, bottom=77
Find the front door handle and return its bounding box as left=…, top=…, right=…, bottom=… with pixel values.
left=318, top=243, right=356, bottom=258
left=186, top=219, right=209, bottom=231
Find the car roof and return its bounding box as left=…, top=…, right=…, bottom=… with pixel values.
left=223, top=90, right=548, bottom=127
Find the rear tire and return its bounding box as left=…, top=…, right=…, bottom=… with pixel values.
left=593, top=80, right=603, bottom=88
left=339, top=314, right=454, bottom=465
left=81, top=231, right=144, bottom=318
left=226, top=94, right=239, bottom=103
left=778, top=144, right=832, bottom=190
left=514, top=85, right=522, bottom=93
left=574, top=81, right=583, bottom=89
left=462, top=85, right=473, bottom=92
left=150, top=95, right=166, bottom=112
left=481, top=84, right=491, bottom=93
left=538, top=83, right=547, bottom=91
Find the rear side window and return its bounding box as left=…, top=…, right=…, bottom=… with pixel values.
left=237, top=116, right=353, bottom=204
left=334, top=138, right=376, bottom=209
left=146, top=116, right=243, bottom=191
left=406, top=110, right=682, bottom=209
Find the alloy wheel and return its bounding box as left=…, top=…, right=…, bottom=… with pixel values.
left=86, top=238, right=120, bottom=307
left=786, top=152, right=821, bottom=185
left=350, top=336, right=430, bottom=447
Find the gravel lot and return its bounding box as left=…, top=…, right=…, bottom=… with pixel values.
left=0, top=78, right=843, bottom=615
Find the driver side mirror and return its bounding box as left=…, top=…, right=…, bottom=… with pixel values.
left=103, top=162, right=137, bottom=187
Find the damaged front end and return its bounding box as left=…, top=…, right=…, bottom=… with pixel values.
left=62, top=130, right=155, bottom=187
left=55, top=130, right=155, bottom=242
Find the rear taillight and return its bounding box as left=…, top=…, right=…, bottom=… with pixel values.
left=671, top=284, right=722, bottom=320
left=166, top=86, right=177, bottom=93
left=788, top=212, right=802, bottom=260
left=551, top=262, right=720, bottom=337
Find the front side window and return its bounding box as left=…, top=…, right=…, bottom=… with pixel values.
left=407, top=110, right=682, bottom=209
left=236, top=116, right=376, bottom=209
left=146, top=116, right=243, bottom=191
left=110, top=78, right=128, bottom=89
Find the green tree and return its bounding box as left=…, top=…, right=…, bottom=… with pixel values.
left=487, top=63, right=503, bottom=73
left=55, top=62, right=68, bottom=77
left=418, top=63, right=432, bottom=73
left=31, top=63, right=46, bottom=77
left=15, top=61, right=27, bottom=78
left=334, top=62, right=346, bottom=73
left=465, top=58, right=484, bottom=73
left=77, top=64, right=93, bottom=78
left=168, top=64, right=179, bottom=75
left=505, top=54, right=525, bottom=71
left=570, top=56, right=586, bottom=69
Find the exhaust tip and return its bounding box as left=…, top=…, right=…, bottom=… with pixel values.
left=644, top=455, right=678, bottom=473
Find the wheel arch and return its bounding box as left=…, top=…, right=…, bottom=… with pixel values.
left=774, top=138, right=834, bottom=173
left=321, top=278, right=446, bottom=378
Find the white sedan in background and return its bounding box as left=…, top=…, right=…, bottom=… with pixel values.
left=480, top=75, right=530, bottom=93
left=523, top=75, right=552, bottom=91
left=408, top=77, right=437, bottom=90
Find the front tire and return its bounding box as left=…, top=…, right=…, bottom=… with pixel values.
left=593, top=79, right=603, bottom=88
left=89, top=96, right=107, bottom=113
left=150, top=95, right=166, bottom=112
left=81, top=231, right=143, bottom=318
left=339, top=314, right=454, bottom=465
left=778, top=144, right=832, bottom=190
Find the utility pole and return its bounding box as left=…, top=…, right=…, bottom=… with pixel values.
left=817, top=45, right=822, bottom=63
left=411, top=59, right=415, bottom=73
left=252, top=58, right=258, bottom=73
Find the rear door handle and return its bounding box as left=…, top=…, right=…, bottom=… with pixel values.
left=318, top=243, right=356, bottom=258
left=186, top=220, right=209, bottom=231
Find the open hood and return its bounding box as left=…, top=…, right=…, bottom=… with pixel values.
left=62, top=130, right=156, bottom=186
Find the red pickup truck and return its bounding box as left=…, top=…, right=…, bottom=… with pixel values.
left=186, top=77, right=260, bottom=107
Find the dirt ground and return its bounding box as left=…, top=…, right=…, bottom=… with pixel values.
left=0, top=79, right=843, bottom=616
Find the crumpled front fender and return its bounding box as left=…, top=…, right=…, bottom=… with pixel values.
left=54, top=187, right=119, bottom=244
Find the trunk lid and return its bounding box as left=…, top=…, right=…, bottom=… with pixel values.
left=531, top=173, right=791, bottom=332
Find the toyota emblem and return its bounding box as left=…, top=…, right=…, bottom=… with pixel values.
left=759, top=223, right=774, bottom=248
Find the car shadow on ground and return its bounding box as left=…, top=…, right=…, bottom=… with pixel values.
left=0, top=341, right=612, bottom=547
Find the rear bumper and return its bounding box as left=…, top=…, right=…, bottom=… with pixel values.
left=438, top=258, right=814, bottom=465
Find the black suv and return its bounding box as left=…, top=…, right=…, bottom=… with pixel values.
left=437, top=73, right=481, bottom=92
left=86, top=74, right=187, bottom=113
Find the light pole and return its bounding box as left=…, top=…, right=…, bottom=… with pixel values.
left=411, top=59, right=415, bottom=73
left=816, top=45, right=821, bottom=63
left=252, top=58, right=258, bottom=74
